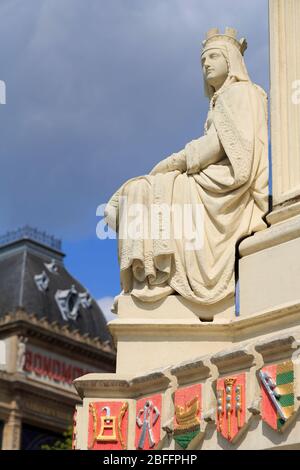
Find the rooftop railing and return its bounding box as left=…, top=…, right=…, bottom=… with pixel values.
left=0, top=226, right=62, bottom=251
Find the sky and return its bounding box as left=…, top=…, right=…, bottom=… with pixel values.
left=0, top=0, right=269, bottom=320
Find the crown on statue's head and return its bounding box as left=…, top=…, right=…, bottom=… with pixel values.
left=202, top=27, right=247, bottom=56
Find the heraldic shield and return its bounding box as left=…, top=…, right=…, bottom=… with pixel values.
left=88, top=401, right=128, bottom=450
left=216, top=373, right=246, bottom=442
left=173, top=384, right=202, bottom=449
left=260, top=360, right=295, bottom=432
left=135, top=394, right=162, bottom=450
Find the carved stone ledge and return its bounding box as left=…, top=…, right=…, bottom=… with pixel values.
left=130, top=370, right=171, bottom=395
left=170, top=356, right=212, bottom=385
left=74, top=374, right=131, bottom=399
left=239, top=214, right=300, bottom=257
left=74, top=371, right=171, bottom=400
left=255, top=334, right=300, bottom=362
left=267, top=200, right=300, bottom=225
left=211, top=344, right=255, bottom=373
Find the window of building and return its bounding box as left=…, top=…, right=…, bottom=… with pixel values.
left=21, top=423, right=63, bottom=450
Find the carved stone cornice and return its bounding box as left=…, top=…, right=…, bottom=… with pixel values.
left=74, top=371, right=171, bottom=399
left=255, top=333, right=300, bottom=362
left=0, top=369, right=80, bottom=403
left=171, top=356, right=212, bottom=385
left=211, top=344, right=255, bottom=374
left=239, top=213, right=300, bottom=257
left=267, top=199, right=300, bottom=225
left=130, top=370, right=171, bottom=395
left=109, top=300, right=300, bottom=343
left=0, top=309, right=115, bottom=365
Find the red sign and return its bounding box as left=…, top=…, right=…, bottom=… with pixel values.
left=216, top=374, right=245, bottom=442
left=88, top=401, right=128, bottom=450
left=135, top=395, right=161, bottom=450
left=24, top=349, right=91, bottom=385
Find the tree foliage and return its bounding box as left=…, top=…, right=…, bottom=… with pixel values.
left=41, top=427, right=73, bottom=450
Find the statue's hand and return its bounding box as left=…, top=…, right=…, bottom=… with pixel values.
left=150, top=158, right=170, bottom=175
left=150, top=151, right=186, bottom=175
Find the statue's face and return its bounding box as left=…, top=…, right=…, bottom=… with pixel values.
left=201, top=48, right=229, bottom=90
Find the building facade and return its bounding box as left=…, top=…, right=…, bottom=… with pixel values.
left=0, top=227, right=115, bottom=450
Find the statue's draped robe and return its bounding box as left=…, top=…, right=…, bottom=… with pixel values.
left=108, top=81, right=268, bottom=304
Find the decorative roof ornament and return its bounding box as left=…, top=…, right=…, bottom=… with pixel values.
left=55, top=285, right=81, bottom=321
left=34, top=271, right=49, bottom=292
left=79, top=291, right=93, bottom=309
left=202, top=27, right=247, bottom=56
left=44, top=258, right=59, bottom=274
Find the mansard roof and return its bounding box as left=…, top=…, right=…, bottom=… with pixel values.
left=0, top=227, right=112, bottom=342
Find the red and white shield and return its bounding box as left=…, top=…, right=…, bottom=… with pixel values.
left=88, top=401, right=128, bottom=450
left=135, top=394, right=162, bottom=450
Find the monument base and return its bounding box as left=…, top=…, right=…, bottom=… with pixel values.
left=74, top=328, right=300, bottom=450
left=73, top=207, right=300, bottom=449
left=109, top=293, right=235, bottom=375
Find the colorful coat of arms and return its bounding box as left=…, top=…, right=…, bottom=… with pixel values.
left=173, top=384, right=201, bottom=449
left=88, top=401, right=128, bottom=450
left=259, top=360, right=295, bottom=431
left=135, top=395, right=161, bottom=450
left=216, top=373, right=245, bottom=442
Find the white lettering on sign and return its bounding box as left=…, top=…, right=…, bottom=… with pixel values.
left=23, top=345, right=98, bottom=390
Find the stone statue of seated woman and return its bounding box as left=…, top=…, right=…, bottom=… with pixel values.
left=105, top=27, right=269, bottom=309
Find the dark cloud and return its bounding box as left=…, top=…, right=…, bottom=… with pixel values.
left=0, top=0, right=269, bottom=239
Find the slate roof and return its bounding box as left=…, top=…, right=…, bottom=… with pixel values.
left=0, top=230, right=112, bottom=342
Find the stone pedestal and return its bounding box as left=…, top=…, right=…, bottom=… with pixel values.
left=74, top=265, right=300, bottom=450
left=74, top=269, right=300, bottom=450
left=109, top=294, right=235, bottom=375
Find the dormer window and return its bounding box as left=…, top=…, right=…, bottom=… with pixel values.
left=34, top=271, right=49, bottom=292
left=55, top=285, right=81, bottom=321
left=44, top=258, right=59, bottom=274
left=79, top=291, right=92, bottom=309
